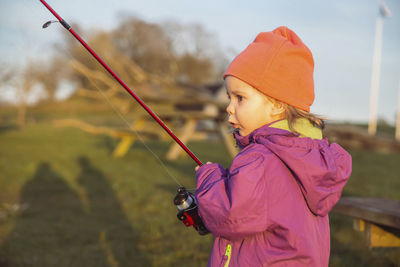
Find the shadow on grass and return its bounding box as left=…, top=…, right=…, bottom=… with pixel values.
left=0, top=124, right=18, bottom=134
left=0, top=158, right=149, bottom=267
left=96, top=136, right=117, bottom=155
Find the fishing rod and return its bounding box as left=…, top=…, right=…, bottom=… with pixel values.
left=39, top=0, right=209, bottom=235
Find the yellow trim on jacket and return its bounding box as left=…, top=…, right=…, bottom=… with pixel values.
left=269, top=118, right=323, bottom=140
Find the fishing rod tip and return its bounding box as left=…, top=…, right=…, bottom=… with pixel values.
left=42, top=20, right=58, bottom=29
left=42, top=21, right=52, bottom=28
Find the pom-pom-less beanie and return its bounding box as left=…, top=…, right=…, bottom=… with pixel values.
left=223, top=26, right=314, bottom=112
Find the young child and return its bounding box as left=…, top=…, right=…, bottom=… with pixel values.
left=194, top=26, right=352, bottom=266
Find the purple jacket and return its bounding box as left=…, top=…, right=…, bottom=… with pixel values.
left=195, top=122, right=352, bottom=266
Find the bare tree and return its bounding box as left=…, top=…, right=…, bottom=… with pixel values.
left=58, top=16, right=228, bottom=108
left=113, top=17, right=175, bottom=76
left=113, top=16, right=227, bottom=84
left=161, top=20, right=228, bottom=83
left=0, top=60, right=47, bottom=128
left=34, top=56, right=68, bottom=103
left=17, top=61, right=40, bottom=128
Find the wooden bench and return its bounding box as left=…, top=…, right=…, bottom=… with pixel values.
left=68, top=59, right=237, bottom=159
left=332, top=197, right=400, bottom=248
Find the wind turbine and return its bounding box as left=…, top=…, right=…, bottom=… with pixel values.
left=396, top=81, right=400, bottom=141
left=368, top=0, right=391, bottom=135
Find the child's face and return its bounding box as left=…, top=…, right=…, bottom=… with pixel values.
left=225, top=76, right=283, bottom=136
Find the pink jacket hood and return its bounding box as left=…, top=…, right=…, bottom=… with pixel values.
left=234, top=123, right=351, bottom=216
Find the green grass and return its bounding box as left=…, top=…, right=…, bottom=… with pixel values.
left=0, top=105, right=399, bottom=266
left=0, top=118, right=232, bottom=267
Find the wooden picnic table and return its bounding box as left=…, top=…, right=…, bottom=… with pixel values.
left=332, top=196, right=400, bottom=248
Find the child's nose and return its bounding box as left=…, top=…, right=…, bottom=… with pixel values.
left=226, top=102, right=234, bottom=115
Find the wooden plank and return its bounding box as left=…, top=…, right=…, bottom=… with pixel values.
left=218, top=124, right=238, bottom=158
left=332, top=197, right=400, bottom=229
left=353, top=218, right=365, bottom=232
left=53, top=119, right=125, bottom=138
left=365, top=222, right=400, bottom=248
left=158, top=111, right=223, bottom=120
left=112, top=118, right=146, bottom=158
left=112, top=135, right=135, bottom=158
left=140, top=94, right=228, bottom=109
left=166, top=119, right=197, bottom=160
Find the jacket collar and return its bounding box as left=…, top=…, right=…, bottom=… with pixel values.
left=233, top=119, right=322, bottom=149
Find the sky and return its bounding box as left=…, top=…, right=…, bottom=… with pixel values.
left=0, top=0, right=399, bottom=124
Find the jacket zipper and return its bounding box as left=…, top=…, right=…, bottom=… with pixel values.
left=223, top=244, right=232, bottom=267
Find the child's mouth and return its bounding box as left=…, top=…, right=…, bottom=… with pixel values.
left=231, top=124, right=240, bottom=131
left=228, top=121, right=240, bottom=129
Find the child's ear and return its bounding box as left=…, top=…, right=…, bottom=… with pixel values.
left=271, top=101, right=286, bottom=117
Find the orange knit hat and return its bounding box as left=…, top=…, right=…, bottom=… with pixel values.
left=223, top=26, right=314, bottom=112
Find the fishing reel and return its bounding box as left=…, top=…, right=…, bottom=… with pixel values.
left=174, top=187, right=209, bottom=235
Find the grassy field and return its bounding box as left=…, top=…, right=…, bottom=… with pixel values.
left=0, top=103, right=400, bottom=266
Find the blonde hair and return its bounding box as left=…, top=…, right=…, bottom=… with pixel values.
left=265, top=95, right=325, bottom=134
left=284, top=105, right=325, bottom=133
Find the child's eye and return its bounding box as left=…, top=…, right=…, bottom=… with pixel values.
left=237, top=95, right=243, bottom=101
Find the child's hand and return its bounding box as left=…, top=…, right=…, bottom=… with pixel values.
left=195, top=162, right=213, bottom=172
